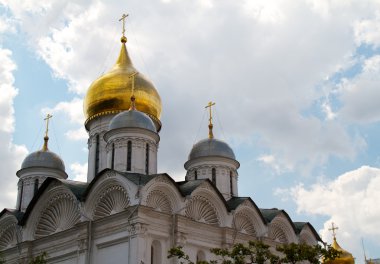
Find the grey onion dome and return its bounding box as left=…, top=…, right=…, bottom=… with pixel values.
left=188, top=138, right=236, bottom=160
left=21, top=150, right=65, bottom=171
left=109, top=109, right=157, bottom=132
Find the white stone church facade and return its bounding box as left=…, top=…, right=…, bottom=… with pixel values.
left=0, top=27, right=321, bottom=264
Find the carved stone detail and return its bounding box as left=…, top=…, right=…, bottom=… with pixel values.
left=146, top=190, right=172, bottom=213
left=234, top=212, right=256, bottom=236
left=35, top=193, right=80, bottom=239
left=93, top=185, right=130, bottom=220
left=185, top=196, right=220, bottom=225
left=0, top=222, right=17, bottom=250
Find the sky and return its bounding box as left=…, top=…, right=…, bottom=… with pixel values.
left=0, top=0, right=380, bottom=261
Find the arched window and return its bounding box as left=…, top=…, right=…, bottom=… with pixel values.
left=34, top=178, right=39, bottom=195
left=212, top=168, right=216, bottom=185
left=230, top=171, right=233, bottom=196
left=111, top=143, right=115, bottom=170
left=145, top=143, right=150, bottom=175
left=127, top=141, right=132, bottom=171
left=95, top=134, right=100, bottom=173
left=197, top=251, right=206, bottom=262
left=194, top=170, right=198, bottom=180
left=151, top=240, right=162, bottom=264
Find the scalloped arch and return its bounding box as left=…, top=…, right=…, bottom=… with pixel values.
left=185, top=196, right=220, bottom=225
left=234, top=212, right=256, bottom=236
left=0, top=218, right=18, bottom=250
left=35, top=193, right=80, bottom=239
left=93, top=185, right=130, bottom=220
left=146, top=190, right=172, bottom=213
left=268, top=222, right=288, bottom=243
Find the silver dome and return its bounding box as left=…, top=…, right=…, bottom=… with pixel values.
left=188, top=138, right=236, bottom=160
left=109, top=110, right=156, bottom=132
left=21, top=150, right=65, bottom=171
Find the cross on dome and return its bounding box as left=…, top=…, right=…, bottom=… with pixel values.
left=329, top=222, right=339, bottom=239
left=119, top=13, right=129, bottom=43
left=42, top=113, right=53, bottom=151
left=205, top=101, right=215, bottom=139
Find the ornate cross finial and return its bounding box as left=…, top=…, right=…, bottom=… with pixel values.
left=42, top=114, right=53, bottom=151
left=119, top=13, right=129, bottom=42
left=329, top=222, right=339, bottom=239
left=129, top=71, right=138, bottom=110
left=205, top=101, right=216, bottom=139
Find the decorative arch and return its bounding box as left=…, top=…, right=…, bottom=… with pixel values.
left=268, top=222, right=288, bottom=243
left=146, top=190, right=172, bottom=213
left=141, top=174, right=183, bottom=212
left=0, top=215, right=18, bottom=250
left=268, top=214, right=297, bottom=243
left=233, top=201, right=267, bottom=237
left=185, top=196, right=219, bottom=225
left=84, top=173, right=136, bottom=219
left=299, top=230, right=316, bottom=245
left=35, top=193, right=80, bottom=239
left=93, top=185, right=130, bottom=220
left=234, top=212, right=256, bottom=236
left=188, top=182, right=229, bottom=226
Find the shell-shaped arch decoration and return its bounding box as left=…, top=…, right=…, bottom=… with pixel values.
left=35, top=193, right=80, bottom=239
left=268, top=223, right=288, bottom=243
left=0, top=222, right=18, bottom=250
left=93, top=185, right=130, bottom=220
left=146, top=190, right=172, bottom=213
left=185, top=196, right=220, bottom=225
left=234, top=213, right=256, bottom=236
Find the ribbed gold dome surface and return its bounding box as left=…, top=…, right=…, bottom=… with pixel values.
left=324, top=238, right=355, bottom=264
left=84, top=38, right=162, bottom=131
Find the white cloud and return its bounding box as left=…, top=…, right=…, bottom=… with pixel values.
left=65, top=128, right=87, bottom=141
left=3, top=0, right=380, bottom=177
left=354, top=12, right=380, bottom=47
left=0, top=48, right=28, bottom=209
left=339, top=55, right=380, bottom=124
left=42, top=97, right=84, bottom=125
left=69, top=162, right=87, bottom=182
left=284, top=166, right=380, bottom=261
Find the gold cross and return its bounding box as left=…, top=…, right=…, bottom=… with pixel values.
left=44, top=114, right=53, bottom=138
left=205, top=101, right=216, bottom=139
left=205, top=101, right=215, bottom=126
left=329, top=222, right=339, bottom=239
left=119, top=13, right=129, bottom=37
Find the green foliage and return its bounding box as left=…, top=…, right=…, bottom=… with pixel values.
left=29, top=252, right=48, bottom=264
left=276, top=243, right=341, bottom=264
left=168, top=241, right=340, bottom=264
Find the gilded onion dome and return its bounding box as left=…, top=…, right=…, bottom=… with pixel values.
left=83, top=36, right=162, bottom=131
left=325, top=237, right=355, bottom=264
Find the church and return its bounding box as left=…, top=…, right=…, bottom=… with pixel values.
left=0, top=17, right=324, bottom=263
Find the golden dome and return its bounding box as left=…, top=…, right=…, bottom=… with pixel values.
left=325, top=238, right=355, bottom=264
left=84, top=37, right=162, bottom=131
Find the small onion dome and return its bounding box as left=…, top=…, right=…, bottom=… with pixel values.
left=188, top=138, right=236, bottom=160
left=109, top=109, right=157, bottom=132
left=20, top=150, right=65, bottom=171
left=324, top=238, right=355, bottom=264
